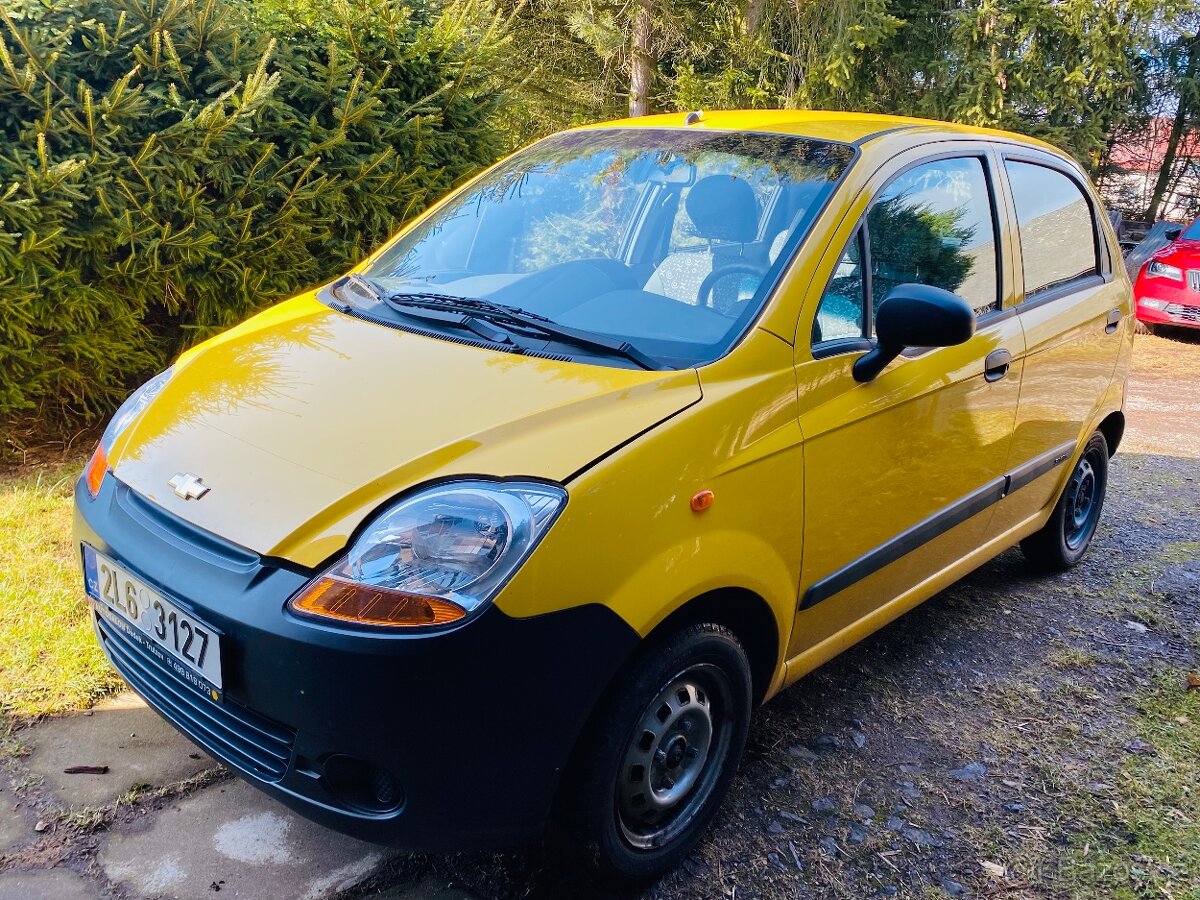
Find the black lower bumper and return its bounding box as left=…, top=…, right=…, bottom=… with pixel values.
left=74, top=474, right=639, bottom=850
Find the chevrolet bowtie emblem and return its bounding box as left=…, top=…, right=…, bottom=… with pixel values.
left=168, top=472, right=210, bottom=501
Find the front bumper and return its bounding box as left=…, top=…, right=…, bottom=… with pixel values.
left=1133, top=291, right=1200, bottom=328
left=74, top=473, right=639, bottom=850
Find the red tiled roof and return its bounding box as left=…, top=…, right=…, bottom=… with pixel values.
left=1110, top=116, right=1200, bottom=172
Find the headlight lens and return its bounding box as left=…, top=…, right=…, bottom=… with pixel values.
left=83, top=367, right=174, bottom=498
left=1146, top=260, right=1183, bottom=282
left=289, top=480, right=566, bottom=628
left=100, top=367, right=174, bottom=452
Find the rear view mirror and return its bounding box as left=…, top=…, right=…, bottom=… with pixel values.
left=853, top=284, right=976, bottom=383
left=1165, top=225, right=1183, bottom=241
left=648, top=161, right=696, bottom=185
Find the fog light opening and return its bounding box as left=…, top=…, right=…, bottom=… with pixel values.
left=321, top=754, right=404, bottom=814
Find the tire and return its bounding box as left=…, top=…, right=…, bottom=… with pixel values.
left=1020, top=431, right=1109, bottom=571
left=1134, top=319, right=1156, bottom=336
left=575, top=622, right=752, bottom=882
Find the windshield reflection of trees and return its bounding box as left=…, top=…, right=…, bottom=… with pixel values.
left=370, top=129, right=856, bottom=283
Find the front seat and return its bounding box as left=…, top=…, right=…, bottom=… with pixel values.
left=644, top=174, right=763, bottom=306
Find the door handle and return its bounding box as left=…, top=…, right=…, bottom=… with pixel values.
left=1105, top=307, right=1122, bottom=334
left=984, top=348, right=1012, bottom=382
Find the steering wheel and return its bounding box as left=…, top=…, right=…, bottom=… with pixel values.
left=698, top=263, right=769, bottom=316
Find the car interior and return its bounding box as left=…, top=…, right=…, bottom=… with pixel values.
left=365, top=143, right=839, bottom=362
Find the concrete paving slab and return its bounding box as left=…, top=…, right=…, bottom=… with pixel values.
left=24, top=692, right=214, bottom=809
left=0, top=868, right=98, bottom=900
left=0, top=797, right=29, bottom=851
left=99, top=778, right=396, bottom=900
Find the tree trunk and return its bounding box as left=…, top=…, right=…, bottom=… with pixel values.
left=629, top=0, right=653, bottom=117
left=1148, top=34, right=1200, bottom=222
left=744, top=0, right=766, bottom=36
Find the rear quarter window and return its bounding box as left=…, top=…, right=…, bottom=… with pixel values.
left=1005, top=160, right=1099, bottom=296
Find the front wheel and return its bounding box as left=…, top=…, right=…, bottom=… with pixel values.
left=1020, top=431, right=1109, bottom=570
left=576, top=622, right=752, bottom=881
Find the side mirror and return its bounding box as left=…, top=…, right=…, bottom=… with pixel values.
left=1165, top=225, right=1183, bottom=241
left=852, top=284, right=976, bottom=383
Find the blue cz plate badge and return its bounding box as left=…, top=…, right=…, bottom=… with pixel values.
left=83, top=545, right=223, bottom=690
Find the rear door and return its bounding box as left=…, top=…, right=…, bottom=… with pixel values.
left=787, top=144, right=1025, bottom=659
left=987, top=150, right=1127, bottom=536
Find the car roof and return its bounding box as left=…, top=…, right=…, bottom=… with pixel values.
left=581, top=109, right=1063, bottom=155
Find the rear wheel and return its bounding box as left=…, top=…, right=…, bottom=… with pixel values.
left=1020, top=431, right=1109, bottom=571
left=576, top=623, right=752, bottom=882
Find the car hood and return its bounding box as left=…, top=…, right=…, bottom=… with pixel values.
left=1152, top=238, right=1200, bottom=263
left=108, top=294, right=701, bottom=567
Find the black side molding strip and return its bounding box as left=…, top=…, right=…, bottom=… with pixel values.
left=799, top=440, right=1078, bottom=610
left=1006, top=440, right=1076, bottom=496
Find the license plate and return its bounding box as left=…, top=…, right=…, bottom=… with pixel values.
left=83, top=545, right=223, bottom=689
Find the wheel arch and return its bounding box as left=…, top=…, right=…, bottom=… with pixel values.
left=643, top=587, right=781, bottom=706
left=1097, top=410, right=1124, bottom=457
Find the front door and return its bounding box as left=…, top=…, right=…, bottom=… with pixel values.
left=787, top=148, right=1025, bottom=660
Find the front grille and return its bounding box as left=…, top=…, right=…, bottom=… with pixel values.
left=1166, top=302, right=1200, bottom=323
left=96, top=612, right=296, bottom=781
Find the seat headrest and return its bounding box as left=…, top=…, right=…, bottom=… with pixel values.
left=685, top=175, right=759, bottom=243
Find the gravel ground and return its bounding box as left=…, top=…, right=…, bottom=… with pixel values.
left=349, top=329, right=1199, bottom=900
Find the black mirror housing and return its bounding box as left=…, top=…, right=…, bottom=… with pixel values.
left=853, top=283, right=976, bottom=383
left=1165, top=226, right=1183, bottom=241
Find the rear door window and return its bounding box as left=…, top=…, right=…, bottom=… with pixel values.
left=1004, top=160, right=1099, bottom=296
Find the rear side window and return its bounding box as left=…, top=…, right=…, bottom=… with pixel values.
left=1004, top=160, right=1099, bottom=296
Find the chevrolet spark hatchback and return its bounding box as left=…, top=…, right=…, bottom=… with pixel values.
left=76, top=111, right=1132, bottom=879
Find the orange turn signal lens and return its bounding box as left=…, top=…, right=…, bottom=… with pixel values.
left=84, top=444, right=108, bottom=498
left=289, top=576, right=467, bottom=628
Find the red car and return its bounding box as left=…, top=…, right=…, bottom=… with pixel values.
left=1133, top=219, right=1200, bottom=333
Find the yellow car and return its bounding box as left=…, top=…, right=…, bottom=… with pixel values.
left=75, top=110, right=1132, bottom=878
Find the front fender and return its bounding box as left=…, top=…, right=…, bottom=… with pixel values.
left=494, top=330, right=803, bottom=690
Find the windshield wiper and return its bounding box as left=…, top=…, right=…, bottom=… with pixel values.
left=386, top=291, right=554, bottom=322
left=386, top=292, right=662, bottom=370
left=333, top=279, right=515, bottom=345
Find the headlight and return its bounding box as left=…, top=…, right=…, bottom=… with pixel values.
left=1146, top=260, right=1183, bottom=282
left=288, top=480, right=566, bottom=629
left=83, top=367, right=174, bottom=498
left=101, top=367, right=175, bottom=452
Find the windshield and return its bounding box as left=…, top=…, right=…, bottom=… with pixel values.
left=359, top=128, right=855, bottom=367
left=1182, top=218, right=1200, bottom=241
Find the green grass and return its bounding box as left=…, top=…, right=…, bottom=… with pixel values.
left=0, top=456, right=122, bottom=717
left=1061, top=676, right=1200, bottom=899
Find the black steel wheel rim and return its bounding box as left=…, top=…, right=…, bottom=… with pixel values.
left=615, top=662, right=735, bottom=851
left=1064, top=447, right=1103, bottom=550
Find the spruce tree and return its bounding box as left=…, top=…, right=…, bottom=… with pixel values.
left=0, top=0, right=502, bottom=426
